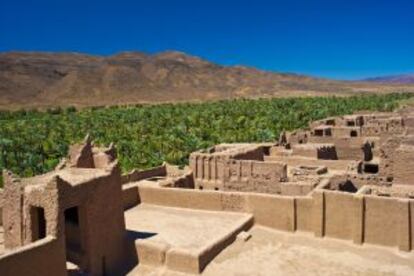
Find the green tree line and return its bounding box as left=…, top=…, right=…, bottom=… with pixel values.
left=0, top=93, right=412, bottom=186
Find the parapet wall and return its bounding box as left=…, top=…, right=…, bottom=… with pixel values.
left=121, top=164, right=167, bottom=184
left=190, top=148, right=287, bottom=193
left=0, top=237, right=66, bottom=276
left=134, top=185, right=413, bottom=252
left=307, top=136, right=371, bottom=160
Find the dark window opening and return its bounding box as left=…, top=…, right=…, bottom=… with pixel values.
left=199, top=186, right=203, bottom=190
left=350, top=130, right=358, bottom=137
left=65, top=207, right=80, bottom=225
left=338, top=181, right=358, bottom=193
left=214, top=187, right=219, bottom=191
left=324, top=129, right=332, bottom=136
left=314, top=129, right=324, bottom=136
left=363, top=143, right=373, bottom=162
left=364, top=163, right=379, bottom=174
left=347, top=121, right=356, bottom=126
left=31, top=207, right=46, bottom=241
left=262, top=146, right=270, bottom=155
left=317, top=147, right=338, bottom=160
left=326, top=119, right=335, bottom=126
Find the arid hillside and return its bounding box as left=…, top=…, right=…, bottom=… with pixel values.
left=364, top=74, right=414, bottom=84
left=1, top=51, right=413, bottom=109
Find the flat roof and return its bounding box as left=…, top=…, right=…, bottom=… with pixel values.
left=21, top=167, right=109, bottom=187
left=125, top=204, right=252, bottom=250
left=204, top=226, right=414, bottom=275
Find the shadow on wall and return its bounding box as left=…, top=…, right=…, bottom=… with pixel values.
left=119, top=230, right=158, bottom=273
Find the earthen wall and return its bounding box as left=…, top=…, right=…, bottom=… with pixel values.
left=0, top=237, right=66, bottom=276
left=133, top=185, right=413, bottom=251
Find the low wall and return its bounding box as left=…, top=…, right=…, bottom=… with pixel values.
left=223, top=160, right=286, bottom=194
left=364, top=195, right=411, bottom=250
left=393, top=145, right=414, bottom=184
left=138, top=185, right=293, bottom=232
left=122, top=183, right=141, bottom=210
left=134, top=184, right=413, bottom=252
left=296, top=197, right=314, bottom=232
left=136, top=215, right=254, bottom=274
left=291, top=144, right=336, bottom=160
left=137, top=185, right=249, bottom=212
left=246, top=194, right=295, bottom=231
left=324, top=191, right=356, bottom=240
left=121, top=165, right=166, bottom=184
left=265, top=155, right=352, bottom=171
left=307, top=137, right=366, bottom=160
left=231, top=146, right=264, bottom=161
left=0, top=237, right=66, bottom=276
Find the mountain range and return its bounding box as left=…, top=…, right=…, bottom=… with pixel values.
left=1, top=51, right=413, bottom=109
left=364, top=74, right=414, bottom=84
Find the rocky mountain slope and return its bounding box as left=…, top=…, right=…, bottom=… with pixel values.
left=1, top=51, right=413, bottom=109
left=364, top=74, right=414, bottom=84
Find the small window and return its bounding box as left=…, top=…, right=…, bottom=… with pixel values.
left=364, top=164, right=379, bottom=174
left=214, top=187, right=219, bottom=191
left=350, top=130, right=358, bottom=137
left=326, top=119, right=335, bottom=126
left=324, top=129, right=332, bottom=136
left=65, top=207, right=79, bottom=225
left=314, top=129, right=323, bottom=136
left=347, top=121, right=355, bottom=126
left=199, top=186, right=203, bottom=190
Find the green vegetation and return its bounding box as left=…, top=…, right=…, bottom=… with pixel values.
left=0, top=93, right=412, bottom=185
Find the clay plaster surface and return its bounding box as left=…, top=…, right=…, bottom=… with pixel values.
left=124, top=204, right=252, bottom=250
left=0, top=226, right=4, bottom=255
left=21, top=167, right=108, bottom=187
left=130, top=226, right=414, bottom=276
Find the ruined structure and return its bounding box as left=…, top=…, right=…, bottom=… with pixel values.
left=1, top=109, right=414, bottom=275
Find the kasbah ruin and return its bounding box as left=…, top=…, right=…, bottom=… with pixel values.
left=1, top=108, right=414, bottom=276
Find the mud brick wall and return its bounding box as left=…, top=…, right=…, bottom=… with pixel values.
left=393, top=145, right=414, bottom=184
left=0, top=237, right=66, bottom=276
left=134, top=185, right=413, bottom=252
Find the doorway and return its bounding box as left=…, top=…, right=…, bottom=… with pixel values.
left=30, top=206, right=46, bottom=241
left=64, top=206, right=83, bottom=267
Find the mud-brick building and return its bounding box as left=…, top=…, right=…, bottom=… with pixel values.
left=0, top=137, right=128, bottom=276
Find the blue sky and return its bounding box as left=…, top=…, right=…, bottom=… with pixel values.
left=1, top=0, right=413, bottom=80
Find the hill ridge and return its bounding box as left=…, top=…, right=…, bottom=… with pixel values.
left=0, top=51, right=413, bottom=109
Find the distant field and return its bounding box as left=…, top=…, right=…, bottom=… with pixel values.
left=0, top=93, right=412, bottom=185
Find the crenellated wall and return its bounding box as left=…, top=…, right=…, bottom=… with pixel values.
left=190, top=144, right=287, bottom=194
